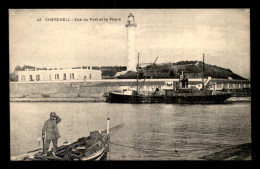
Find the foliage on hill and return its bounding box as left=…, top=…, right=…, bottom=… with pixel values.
left=9, top=73, right=18, bottom=81
left=14, top=65, right=38, bottom=71
left=117, top=61, right=246, bottom=80
left=101, top=66, right=126, bottom=77
left=197, top=62, right=245, bottom=80
left=10, top=65, right=49, bottom=81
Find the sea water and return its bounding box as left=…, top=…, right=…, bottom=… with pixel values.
left=10, top=102, right=251, bottom=160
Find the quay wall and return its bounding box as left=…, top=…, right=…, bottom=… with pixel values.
left=10, top=79, right=251, bottom=100
left=10, top=81, right=124, bottom=98
left=10, top=79, right=170, bottom=99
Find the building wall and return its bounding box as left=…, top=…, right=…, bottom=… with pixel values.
left=208, top=81, right=250, bottom=91
left=223, top=83, right=228, bottom=89
left=17, top=69, right=102, bottom=82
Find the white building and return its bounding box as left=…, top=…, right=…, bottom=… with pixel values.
left=207, top=78, right=251, bottom=91
left=16, top=67, right=102, bottom=82
left=125, top=13, right=137, bottom=72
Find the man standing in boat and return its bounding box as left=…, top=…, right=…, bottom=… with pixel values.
left=42, top=112, right=61, bottom=156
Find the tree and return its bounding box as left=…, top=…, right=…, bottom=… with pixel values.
left=14, top=65, right=22, bottom=72
left=10, top=73, right=18, bottom=81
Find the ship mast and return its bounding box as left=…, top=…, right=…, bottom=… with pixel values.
left=139, top=56, right=158, bottom=91
left=202, top=53, right=205, bottom=89
left=136, top=53, right=139, bottom=92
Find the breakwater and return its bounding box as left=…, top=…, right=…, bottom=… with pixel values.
left=10, top=80, right=166, bottom=101
left=10, top=81, right=121, bottom=99
left=10, top=80, right=251, bottom=102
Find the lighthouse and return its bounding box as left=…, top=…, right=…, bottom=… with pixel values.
left=125, top=13, right=137, bottom=72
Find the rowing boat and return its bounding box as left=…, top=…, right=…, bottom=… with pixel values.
left=11, top=119, right=124, bottom=161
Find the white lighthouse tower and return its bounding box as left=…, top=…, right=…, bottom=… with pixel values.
left=125, top=13, right=137, bottom=72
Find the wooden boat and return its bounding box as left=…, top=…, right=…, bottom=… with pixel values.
left=11, top=119, right=124, bottom=161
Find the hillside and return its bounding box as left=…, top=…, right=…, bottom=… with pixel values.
left=116, top=61, right=247, bottom=80
left=9, top=62, right=247, bottom=81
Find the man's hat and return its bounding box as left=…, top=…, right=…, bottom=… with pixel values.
left=50, top=112, right=56, bottom=116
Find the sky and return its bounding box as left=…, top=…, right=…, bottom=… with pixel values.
left=9, top=9, right=250, bottom=79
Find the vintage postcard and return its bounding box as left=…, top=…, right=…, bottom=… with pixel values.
left=9, top=9, right=251, bottom=161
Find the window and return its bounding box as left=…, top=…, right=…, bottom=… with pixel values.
left=29, top=75, right=34, bottom=81
left=21, top=75, right=26, bottom=81
left=63, top=73, right=66, bottom=80
left=224, top=84, right=228, bottom=89
left=89, top=73, right=91, bottom=79
left=70, top=73, right=74, bottom=79
left=55, top=74, right=59, bottom=79
left=84, top=76, right=87, bottom=80
left=217, top=84, right=222, bottom=88
left=36, top=75, right=40, bottom=81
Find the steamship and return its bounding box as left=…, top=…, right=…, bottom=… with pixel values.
left=107, top=54, right=231, bottom=104
left=163, top=77, right=231, bottom=104
left=108, top=77, right=231, bottom=104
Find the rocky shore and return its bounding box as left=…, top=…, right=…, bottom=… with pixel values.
left=199, top=143, right=251, bottom=160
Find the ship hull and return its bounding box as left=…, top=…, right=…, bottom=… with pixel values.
left=164, top=94, right=232, bottom=104
left=108, top=92, right=231, bottom=104
left=108, top=92, right=165, bottom=103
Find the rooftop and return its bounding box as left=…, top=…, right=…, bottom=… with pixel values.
left=17, top=66, right=101, bottom=72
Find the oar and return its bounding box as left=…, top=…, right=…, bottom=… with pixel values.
left=27, top=148, right=43, bottom=153
left=42, top=137, right=45, bottom=154
left=101, top=123, right=124, bottom=134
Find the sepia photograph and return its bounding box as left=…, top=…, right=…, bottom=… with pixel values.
left=9, top=9, right=251, bottom=161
